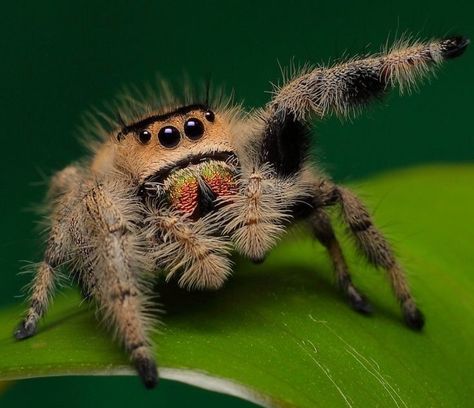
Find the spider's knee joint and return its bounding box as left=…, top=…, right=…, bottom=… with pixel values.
left=349, top=219, right=372, bottom=233
left=318, top=184, right=340, bottom=207
left=110, top=289, right=137, bottom=303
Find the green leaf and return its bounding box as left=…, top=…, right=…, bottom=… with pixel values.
left=0, top=165, right=472, bottom=407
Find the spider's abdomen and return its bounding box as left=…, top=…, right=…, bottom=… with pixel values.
left=164, top=160, right=238, bottom=218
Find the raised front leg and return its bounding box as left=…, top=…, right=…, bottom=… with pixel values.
left=270, top=36, right=469, bottom=120
left=257, top=36, right=469, bottom=177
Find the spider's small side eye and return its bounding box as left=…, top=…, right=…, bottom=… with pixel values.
left=184, top=118, right=204, bottom=140
left=204, top=110, right=215, bottom=122
left=139, top=130, right=152, bottom=144
left=158, top=126, right=181, bottom=148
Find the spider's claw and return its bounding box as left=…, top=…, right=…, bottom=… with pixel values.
left=346, top=285, right=373, bottom=315
left=14, top=320, right=37, bottom=340
left=440, top=36, right=470, bottom=59
left=136, top=357, right=159, bottom=389
left=350, top=296, right=373, bottom=315
left=402, top=302, right=425, bottom=331
left=251, top=256, right=266, bottom=264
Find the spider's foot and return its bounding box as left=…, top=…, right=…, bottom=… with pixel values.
left=250, top=256, right=266, bottom=265
left=402, top=301, right=425, bottom=331
left=136, top=357, right=159, bottom=389
left=346, top=284, right=373, bottom=315
left=14, top=320, right=37, bottom=340
left=440, top=36, right=470, bottom=59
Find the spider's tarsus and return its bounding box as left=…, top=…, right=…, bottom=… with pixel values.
left=440, top=36, right=470, bottom=59
left=403, top=306, right=425, bottom=331
left=136, top=357, right=159, bottom=389
left=349, top=296, right=373, bottom=315
left=346, top=287, right=373, bottom=315
left=14, top=320, right=36, bottom=340
left=251, top=256, right=266, bottom=264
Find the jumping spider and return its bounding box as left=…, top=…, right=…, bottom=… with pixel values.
left=15, top=35, right=469, bottom=388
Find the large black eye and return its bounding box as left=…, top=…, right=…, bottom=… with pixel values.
left=204, top=110, right=215, bottom=122
left=158, top=126, right=181, bottom=148
left=138, top=129, right=151, bottom=144
left=184, top=118, right=204, bottom=140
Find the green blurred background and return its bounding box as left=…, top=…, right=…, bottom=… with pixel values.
left=0, top=0, right=471, bottom=406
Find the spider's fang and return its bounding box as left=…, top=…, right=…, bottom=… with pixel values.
left=196, top=175, right=218, bottom=216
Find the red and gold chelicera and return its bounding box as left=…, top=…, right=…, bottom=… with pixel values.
left=165, top=161, right=238, bottom=217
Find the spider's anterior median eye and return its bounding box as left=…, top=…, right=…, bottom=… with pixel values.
left=184, top=118, right=204, bottom=140
left=138, top=130, right=152, bottom=144
left=158, top=126, right=181, bottom=148
left=204, top=110, right=215, bottom=122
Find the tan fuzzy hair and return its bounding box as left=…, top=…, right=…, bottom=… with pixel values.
left=112, top=108, right=237, bottom=181
left=269, top=36, right=451, bottom=120
left=82, top=80, right=244, bottom=182
left=145, top=206, right=233, bottom=290
left=216, top=163, right=313, bottom=261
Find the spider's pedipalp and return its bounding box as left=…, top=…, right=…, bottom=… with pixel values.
left=217, top=164, right=305, bottom=262
left=81, top=182, right=158, bottom=388
left=146, top=207, right=232, bottom=290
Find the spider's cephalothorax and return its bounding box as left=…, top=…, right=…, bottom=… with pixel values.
left=15, top=35, right=469, bottom=388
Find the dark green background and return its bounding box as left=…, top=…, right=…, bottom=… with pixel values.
left=0, top=0, right=472, bottom=407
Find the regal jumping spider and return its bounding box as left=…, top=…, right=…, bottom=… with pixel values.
left=15, top=35, right=469, bottom=388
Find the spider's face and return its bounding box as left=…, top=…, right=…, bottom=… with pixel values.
left=113, top=104, right=240, bottom=217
